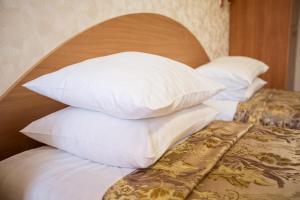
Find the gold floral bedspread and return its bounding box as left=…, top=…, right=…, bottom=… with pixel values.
left=234, top=89, right=300, bottom=130
left=189, top=125, right=300, bottom=200
left=103, top=121, right=300, bottom=199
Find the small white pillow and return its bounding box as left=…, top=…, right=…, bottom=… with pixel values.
left=244, top=78, right=267, bottom=100
left=213, top=78, right=267, bottom=101
left=196, top=56, right=269, bottom=88
left=21, top=105, right=218, bottom=168
left=24, top=52, right=223, bottom=119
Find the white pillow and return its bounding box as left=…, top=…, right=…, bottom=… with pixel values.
left=203, top=99, right=239, bottom=121
left=244, top=78, right=267, bottom=100
left=196, top=56, right=269, bottom=89
left=212, top=78, right=267, bottom=101
left=24, top=52, right=223, bottom=119
left=21, top=105, right=218, bottom=168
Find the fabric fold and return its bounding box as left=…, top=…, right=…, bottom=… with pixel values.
left=103, top=121, right=252, bottom=199
left=188, top=125, right=300, bottom=200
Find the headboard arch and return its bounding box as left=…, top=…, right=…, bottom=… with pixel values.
left=0, top=13, right=209, bottom=160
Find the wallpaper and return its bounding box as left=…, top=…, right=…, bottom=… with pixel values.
left=0, top=0, right=230, bottom=96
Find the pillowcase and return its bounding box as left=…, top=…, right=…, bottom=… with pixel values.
left=195, top=56, right=269, bottom=89
left=21, top=105, right=219, bottom=168
left=244, top=78, right=267, bottom=100
left=23, top=52, right=223, bottom=119
left=203, top=99, right=239, bottom=121
left=212, top=78, right=267, bottom=101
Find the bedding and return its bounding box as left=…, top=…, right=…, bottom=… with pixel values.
left=212, top=77, right=266, bottom=101
left=203, top=99, right=239, bottom=121
left=195, top=56, right=269, bottom=88
left=24, top=51, right=223, bottom=119
left=21, top=105, right=218, bottom=168
left=0, top=146, right=134, bottom=200
left=103, top=121, right=300, bottom=200
left=189, top=125, right=300, bottom=200
left=1, top=121, right=299, bottom=200
left=205, top=88, right=300, bottom=129
left=234, top=88, right=300, bottom=130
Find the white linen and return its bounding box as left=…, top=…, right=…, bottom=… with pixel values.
left=204, top=99, right=239, bottom=121
left=24, top=51, right=223, bottom=119
left=0, top=146, right=134, bottom=200
left=244, top=78, right=266, bottom=100
left=196, top=56, right=269, bottom=88
left=203, top=78, right=266, bottom=121
left=212, top=78, right=266, bottom=101
left=21, top=105, right=218, bottom=168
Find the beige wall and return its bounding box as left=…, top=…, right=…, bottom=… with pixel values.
left=0, top=0, right=230, bottom=96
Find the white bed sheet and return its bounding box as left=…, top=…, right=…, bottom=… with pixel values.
left=0, top=146, right=134, bottom=200
left=203, top=99, right=239, bottom=121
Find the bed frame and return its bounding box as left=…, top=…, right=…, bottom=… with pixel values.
left=0, top=13, right=210, bottom=161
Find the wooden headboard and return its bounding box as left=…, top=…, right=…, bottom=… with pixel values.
left=0, top=13, right=209, bottom=160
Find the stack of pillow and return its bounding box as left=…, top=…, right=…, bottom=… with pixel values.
left=21, top=52, right=224, bottom=168
left=195, top=56, right=269, bottom=102
left=194, top=56, right=269, bottom=121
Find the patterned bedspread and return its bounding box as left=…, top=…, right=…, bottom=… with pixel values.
left=103, top=121, right=300, bottom=199
left=234, top=89, right=300, bottom=130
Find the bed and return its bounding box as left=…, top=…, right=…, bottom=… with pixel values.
left=0, top=13, right=299, bottom=200
left=209, top=88, right=300, bottom=130
left=1, top=121, right=299, bottom=200
left=234, top=88, right=300, bottom=130
left=204, top=88, right=300, bottom=130
left=103, top=121, right=300, bottom=199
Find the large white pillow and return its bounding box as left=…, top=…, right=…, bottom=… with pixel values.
left=21, top=105, right=218, bottom=168
left=195, top=56, right=269, bottom=89
left=24, top=52, right=223, bottom=119
left=212, top=78, right=267, bottom=101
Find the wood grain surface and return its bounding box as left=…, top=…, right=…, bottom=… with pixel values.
left=230, top=0, right=294, bottom=89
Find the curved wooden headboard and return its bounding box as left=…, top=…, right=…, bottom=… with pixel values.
left=0, top=13, right=209, bottom=160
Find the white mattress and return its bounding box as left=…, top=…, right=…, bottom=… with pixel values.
left=0, top=146, right=134, bottom=200
left=203, top=99, right=238, bottom=121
